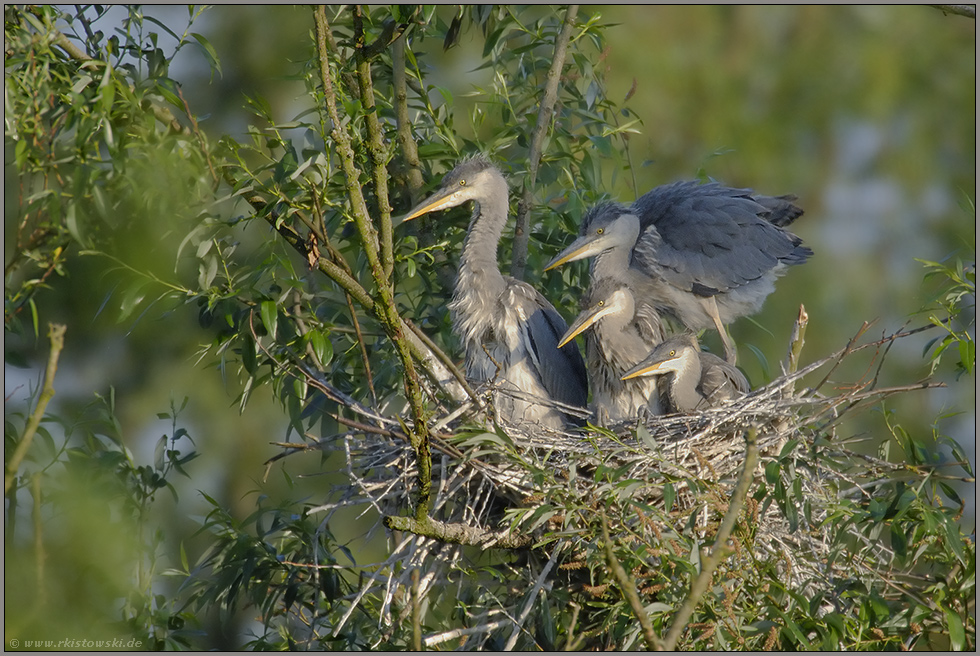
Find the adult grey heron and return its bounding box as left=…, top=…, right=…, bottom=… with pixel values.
left=545, top=181, right=811, bottom=364
left=620, top=332, right=750, bottom=413
left=403, top=156, right=588, bottom=429
left=558, top=279, right=665, bottom=425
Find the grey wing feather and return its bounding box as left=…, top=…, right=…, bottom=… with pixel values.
left=632, top=181, right=811, bottom=295
left=701, top=353, right=750, bottom=403
left=523, top=290, right=589, bottom=412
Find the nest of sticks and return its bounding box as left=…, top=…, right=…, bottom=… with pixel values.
left=278, top=314, right=947, bottom=649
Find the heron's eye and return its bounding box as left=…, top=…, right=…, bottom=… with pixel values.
left=596, top=228, right=604, bottom=235
left=459, top=180, right=466, bottom=187
left=597, top=301, right=605, bottom=307
left=669, top=350, right=676, bottom=357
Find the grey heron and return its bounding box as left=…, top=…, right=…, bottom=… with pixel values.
left=545, top=181, right=811, bottom=364
left=558, top=279, right=665, bottom=425
left=620, top=332, right=750, bottom=413
left=403, top=156, right=588, bottom=429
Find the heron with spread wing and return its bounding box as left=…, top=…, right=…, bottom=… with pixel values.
left=403, top=156, right=588, bottom=429
left=546, top=181, right=811, bottom=364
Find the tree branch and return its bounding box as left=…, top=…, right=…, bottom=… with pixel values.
left=393, top=34, right=425, bottom=202
left=353, top=6, right=395, bottom=281
left=383, top=514, right=533, bottom=549
left=314, top=5, right=433, bottom=519
left=511, top=5, right=579, bottom=281
left=929, top=4, right=976, bottom=18
left=5, top=324, right=66, bottom=495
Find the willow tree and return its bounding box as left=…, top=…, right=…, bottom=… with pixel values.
left=5, top=5, right=974, bottom=650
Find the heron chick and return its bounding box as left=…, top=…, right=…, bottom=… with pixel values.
left=558, top=279, right=665, bottom=425
left=403, top=156, right=588, bottom=429
left=546, top=181, right=811, bottom=365
left=620, top=333, right=749, bottom=413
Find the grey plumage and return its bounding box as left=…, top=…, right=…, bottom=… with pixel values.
left=621, top=332, right=750, bottom=413
left=558, top=279, right=666, bottom=425
left=403, top=156, right=588, bottom=429
left=546, top=181, right=811, bottom=364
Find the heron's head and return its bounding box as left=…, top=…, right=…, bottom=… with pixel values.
left=620, top=333, right=701, bottom=381
left=403, top=156, right=505, bottom=222
left=557, top=280, right=635, bottom=348
left=544, top=202, right=640, bottom=271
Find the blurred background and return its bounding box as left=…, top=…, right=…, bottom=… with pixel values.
left=5, top=4, right=974, bottom=648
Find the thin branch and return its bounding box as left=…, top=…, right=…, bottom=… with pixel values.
left=661, top=430, right=760, bottom=651
left=511, top=5, right=579, bottom=280
left=31, top=473, right=46, bottom=606
left=411, top=569, right=423, bottom=651
left=5, top=324, right=66, bottom=495
left=601, top=512, right=660, bottom=651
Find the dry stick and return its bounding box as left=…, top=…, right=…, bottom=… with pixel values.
left=511, top=4, right=579, bottom=281
left=660, top=430, right=760, bottom=652
left=5, top=324, right=66, bottom=495
left=601, top=512, right=660, bottom=651
left=352, top=6, right=394, bottom=281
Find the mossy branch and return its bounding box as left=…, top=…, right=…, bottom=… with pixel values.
left=511, top=4, right=579, bottom=280
left=314, top=5, right=433, bottom=518
left=5, top=324, right=66, bottom=495
left=353, top=6, right=395, bottom=281
left=384, top=514, right=533, bottom=549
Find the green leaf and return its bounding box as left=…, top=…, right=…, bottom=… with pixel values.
left=119, top=280, right=149, bottom=322
left=946, top=607, right=965, bottom=651
left=260, top=300, right=278, bottom=339
left=944, top=520, right=967, bottom=566
left=190, top=32, right=222, bottom=80
left=663, top=482, right=675, bottom=513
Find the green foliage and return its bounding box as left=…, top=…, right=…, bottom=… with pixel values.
left=5, top=387, right=199, bottom=649
left=917, top=248, right=976, bottom=378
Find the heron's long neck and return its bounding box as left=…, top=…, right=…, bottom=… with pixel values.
left=669, top=350, right=705, bottom=412
left=455, top=180, right=509, bottom=336
left=592, top=246, right=631, bottom=284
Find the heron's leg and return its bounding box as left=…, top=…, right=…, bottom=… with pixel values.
left=700, top=297, right=737, bottom=364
